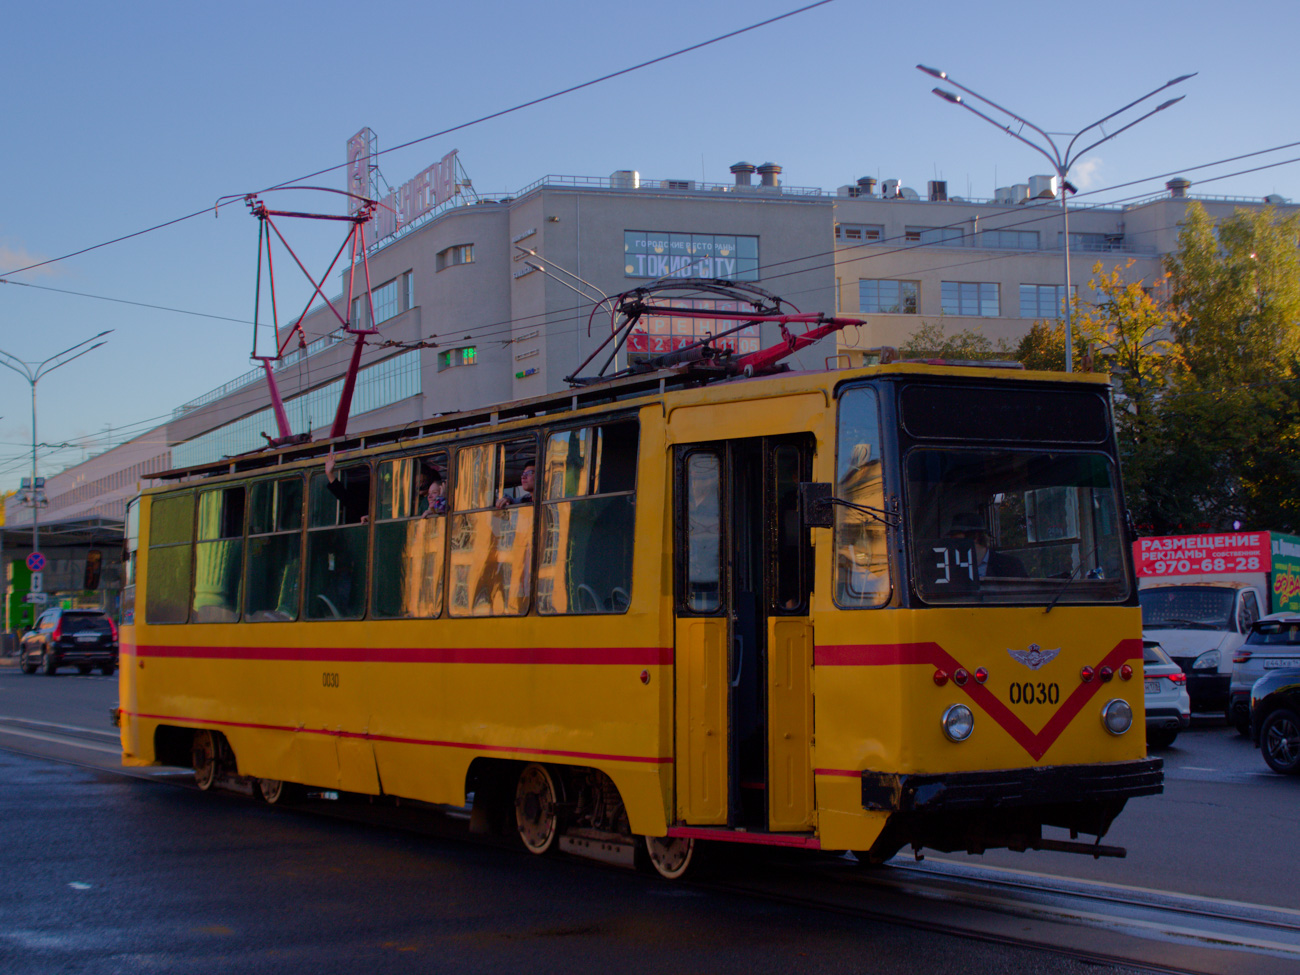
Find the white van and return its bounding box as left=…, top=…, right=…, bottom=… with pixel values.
left=1138, top=581, right=1263, bottom=714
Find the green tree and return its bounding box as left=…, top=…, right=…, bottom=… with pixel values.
left=1150, top=202, right=1300, bottom=533
left=898, top=321, right=1014, bottom=360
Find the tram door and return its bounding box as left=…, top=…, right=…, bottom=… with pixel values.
left=674, top=436, right=815, bottom=831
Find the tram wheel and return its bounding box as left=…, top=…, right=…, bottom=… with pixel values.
left=257, top=778, right=299, bottom=805
left=192, top=730, right=219, bottom=791
left=638, top=834, right=695, bottom=880
left=514, top=764, right=560, bottom=854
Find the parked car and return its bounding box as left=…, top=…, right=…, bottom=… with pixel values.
left=18, top=608, right=119, bottom=676
left=1143, top=639, right=1190, bottom=749
left=1228, top=613, right=1300, bottom=735
left=1249, top=668, right=1300, bottom=774
left=1139, top=581, right=1261, bottom=715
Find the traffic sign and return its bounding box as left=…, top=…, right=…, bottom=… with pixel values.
left=29, top=571, right=43, bottom=593
left=24, top=593, right=48, bottom=604
left=26, top=551, right=45, bottom=572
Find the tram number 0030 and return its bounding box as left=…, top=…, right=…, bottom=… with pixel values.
left=1009, top=681, right=1059, bottom=705
left=322, top=672, right=340, bottom=688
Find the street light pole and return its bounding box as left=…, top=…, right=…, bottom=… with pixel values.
left=917, top=66, right=1194, bottom=372
left=0, top=331, right=113, bottom=587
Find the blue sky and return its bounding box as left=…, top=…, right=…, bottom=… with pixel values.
left=3, top=0, right=1298, bottom=493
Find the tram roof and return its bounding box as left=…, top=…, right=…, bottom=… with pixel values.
left=150, top=360, right=1112, bottom=487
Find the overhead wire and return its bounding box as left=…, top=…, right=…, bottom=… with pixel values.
left=0, top=0, right=838, bottom=279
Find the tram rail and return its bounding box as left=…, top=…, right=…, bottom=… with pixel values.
left=1, top=726, right=1294, bottom=975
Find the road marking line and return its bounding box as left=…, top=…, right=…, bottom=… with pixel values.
left=0, top=726, right=122, bottom=755
left=0, top=715, right=119, bottom=740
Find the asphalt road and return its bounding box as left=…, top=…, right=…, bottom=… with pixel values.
left=2, top=663, right=1296, bottom=973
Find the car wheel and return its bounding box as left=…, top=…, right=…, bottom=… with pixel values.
left=1147, top=728, right=1177, bottom=749
left=100, top=663, right=116, bottom=677
left=42, top=651, right=59, bottom=676
left=77, top=665, right=91, bottom=675
left=19, top=650, right=37, bottom=675
left=1260, top=709, right=1300, bottom=775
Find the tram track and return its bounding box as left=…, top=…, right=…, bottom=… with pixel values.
left=2, top=727, right=1295, bottom=975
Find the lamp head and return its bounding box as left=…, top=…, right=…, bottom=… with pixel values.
left=932, top=88, right=962, bottom=105
left=916, top=64, right=947, bottom=80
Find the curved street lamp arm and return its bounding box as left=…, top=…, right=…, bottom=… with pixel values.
left=1067, top=97, right=1186, bottom=168
left=921, top=69, right=1061, bottom=167
left=934, top=90, right=1062, bottom=175
left=0, top=352, right=35, bottom=382
left=32, top=341, right=108, bottom=383
left=1064, top=74, right=1195, bottom=161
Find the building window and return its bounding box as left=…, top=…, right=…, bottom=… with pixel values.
left=941, top=281, right=1000, bottom=317
left=624, top=231, right=759, bottom=281
left=906, top=226, right=963, bottom=246
left=836, top=223, right=883, bottom=243
left=1019, top=284, right=1077, bottom=319
left=437, top=347, right=477, bottom=371
left=372, top=278, right=402, bottom=324
left=437, top=244, right=474, bottom=271
left=979, top=230, right=1039, bottom=250
left=1067, top=232, right=1126, bottom=253
left=859, top=279, right=919, bottom=314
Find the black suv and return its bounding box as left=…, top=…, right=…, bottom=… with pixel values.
left=19, top=608, right=119, bottom=676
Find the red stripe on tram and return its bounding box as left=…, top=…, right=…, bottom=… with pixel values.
left=122, top=710, right=673, bottom=765
left=135, top=644, right=673, bottom=666
left=814, top=639, right=1143, bottom=762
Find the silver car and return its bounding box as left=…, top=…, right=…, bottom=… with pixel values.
left=1144, top=639, right=1191, bottom=749
left=1228, top=613, right=1300, bottom=734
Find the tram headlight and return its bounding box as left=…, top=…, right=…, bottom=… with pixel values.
left=941, top=704, right=974, bottom=742
left=1101, top=699, right=1133, bottom=736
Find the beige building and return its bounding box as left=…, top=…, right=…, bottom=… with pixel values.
left=3, top=160, right=1293, bottom=628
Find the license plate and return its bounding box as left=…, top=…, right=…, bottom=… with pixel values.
left=1263, top=659, right=1295, bottom=669
left=1144, top=680, right=1160, bottom=694
left=75, top=634, right=99, bottom=643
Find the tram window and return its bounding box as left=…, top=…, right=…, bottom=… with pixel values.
left=146, top=492, right=194, bottom=624
left=772, top=445, right=804, bottom=611
left=192, top=486, right=246, bottom=623
left=448, top=439, right=535, bottom=617
left=305, top=464, right=369, bottom=620
left=310, top=459, right=371, bottom=526
left=373, top=452, right=448, bottom=618
left=906, top=450, right=1129, bottom=605
left=683, top=451, right=723, bottom=613
left=246, top=477, right=303, bottom=622
left=538, top=421, right=639, bottom=614
left=835, top=387, right=890, bottom=608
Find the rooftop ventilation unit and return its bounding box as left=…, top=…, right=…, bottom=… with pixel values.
left=881, top=178, right=901, bottom=199
left=610, top=170, right=640, bottom=189
left=1028, top=175, right=1058, bottom=199
left=928, top=180, right=948, bottom=202
left=1264, top=193, right=1288, bottom=204
left=994, top=185, right=1029, bottom=205
left=660, top=179, right=696, bottom=191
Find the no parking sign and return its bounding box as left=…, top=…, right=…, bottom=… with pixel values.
left=26, top=551, right=45, bottom=572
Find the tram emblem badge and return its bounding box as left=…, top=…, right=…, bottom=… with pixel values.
left=1008, top=643, right=1060, bottom=671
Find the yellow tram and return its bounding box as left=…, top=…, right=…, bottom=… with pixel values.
left=118, top=353, right=1161, bottom=878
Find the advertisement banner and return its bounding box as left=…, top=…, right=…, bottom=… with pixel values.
left=1133, top=532, right=1271, bottom=578
left=1271, top=532, right=1300, bottom=614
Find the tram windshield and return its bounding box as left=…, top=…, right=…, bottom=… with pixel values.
left=904, top=448, right=1130, bottom=606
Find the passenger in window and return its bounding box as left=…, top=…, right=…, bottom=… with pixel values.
left=325, top=448, right=369, bottom=524
left=420, top=465, right=448, bottom=517
left=946, top=512, right=1026, bottom=578
left=496, top=463, right=535, bottom=508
